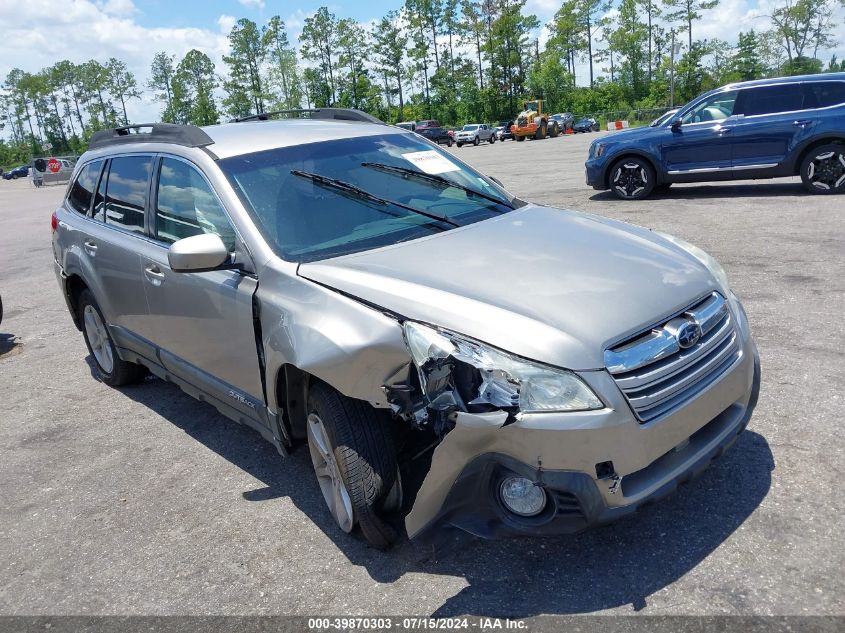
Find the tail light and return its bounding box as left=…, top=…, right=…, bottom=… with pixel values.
left=51, top=211, right=58, bottom=232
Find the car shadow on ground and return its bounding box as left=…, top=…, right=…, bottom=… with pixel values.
left=117, top=370, right=773, bottom=617
left=590, top=182, right=806, bottom=201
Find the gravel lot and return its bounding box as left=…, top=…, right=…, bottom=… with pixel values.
left=0, top=131, right=843, bottom=617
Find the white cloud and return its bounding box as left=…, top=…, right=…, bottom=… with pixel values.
left=0, top=0, right=230, bottom=124
left=238, top=0, right=265, bottom=9
left=217, top=13, right=237, bottom=34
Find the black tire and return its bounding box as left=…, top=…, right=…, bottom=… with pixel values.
left=77, top=289, right=146, bottom=387
left=534, top=121, right=547, bottom=140
left=516, top=135, right=525, bottom=142
left=800, top=143, right=845, bottom=194
left=548, top=123, right=560, bottom=138
left=473, top=136, right=480, bottom=146
left=608, top=157, right=656, bottom=200
left=456, top=142, right=463, bottom=148
left=489, top=134, right=496, bottom=144
left=307, top=382, right=399, bottom=549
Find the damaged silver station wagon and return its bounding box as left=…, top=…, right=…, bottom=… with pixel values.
left=52, top=110, right=761, bottom=549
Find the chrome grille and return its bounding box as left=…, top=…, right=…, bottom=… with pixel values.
left=604, top=293, right=740, bottom=423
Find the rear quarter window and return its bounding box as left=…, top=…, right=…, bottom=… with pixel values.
left=736, top=84, right=805, bottom=116
left=805, top=81, right=845, bottom=108
left=67, top=161, right=102, bottom=215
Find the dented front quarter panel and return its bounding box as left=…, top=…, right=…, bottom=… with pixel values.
left=257, top=258, right=410, bottom=412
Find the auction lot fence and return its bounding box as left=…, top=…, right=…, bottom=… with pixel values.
left=30, top=154, right=79, bottom=187
left=588, top=106, right=675, bottom=128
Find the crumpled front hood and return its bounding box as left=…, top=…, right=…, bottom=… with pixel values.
left=298, top=205, right=717, bottom=370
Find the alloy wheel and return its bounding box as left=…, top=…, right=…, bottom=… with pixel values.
left=307, top=412, right=355, bottom=533
left=612, top=162, right=650, bottom=198
left=806, top=150, right=845, bottom=191
left=83, top=304, right=114, bottom=374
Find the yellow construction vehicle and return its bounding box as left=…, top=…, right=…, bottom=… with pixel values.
left=510, top=99, right=560, bottom=141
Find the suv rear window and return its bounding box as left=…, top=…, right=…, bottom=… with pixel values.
left=68, top=161, right=102, bottom=215
left=736, top=84, right=805, bottom=116
left=104, top=156, right=151, bottom=234
left=805, top=81, right=845, bottom=108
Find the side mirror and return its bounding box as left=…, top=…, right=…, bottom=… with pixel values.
left=168, top=233, right=230, bottom=273
left=670, top=118, right=683, bottom=132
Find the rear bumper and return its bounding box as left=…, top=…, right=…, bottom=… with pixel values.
left=407, top=298, right=761, bottom=541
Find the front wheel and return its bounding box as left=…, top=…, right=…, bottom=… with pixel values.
left=473, top=136, right=480, bottom=146
left=78, top=290, right=146, bottom=386
left=800, top=144, right=845, bottom=194
left=548, top=123, right=560, bottom=138
left=608, top=157, right=655, bottom=200
left=306, top=383, right=400, bottom=549
left=456, top=142, right=463, bottom=148
left=489, top=134, right=496, bottom=144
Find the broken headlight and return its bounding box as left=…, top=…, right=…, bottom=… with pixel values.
left=403, top=321, right=603, bottom=414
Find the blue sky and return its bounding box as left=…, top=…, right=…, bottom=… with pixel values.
left=0, top=0, right=843, bottom=125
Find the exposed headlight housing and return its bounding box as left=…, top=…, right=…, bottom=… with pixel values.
left=403, top=321, right=604, bottom=414
left=654, top=230, right=731, bottom=293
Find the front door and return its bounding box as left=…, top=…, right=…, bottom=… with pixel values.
left=660, top=90, right=739, bottom=175
left=138, top=156, right=264, bottom=415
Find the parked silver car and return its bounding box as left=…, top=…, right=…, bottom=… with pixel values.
left=455, top=123, right=496, bottom=147
left=53, top=112, right=760, bottom=549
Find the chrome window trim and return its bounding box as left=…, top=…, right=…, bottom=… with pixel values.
left=667, top=163, right=778, bottom=175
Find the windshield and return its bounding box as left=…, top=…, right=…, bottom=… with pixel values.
left=219, top=133, right=514, bottom=263
left=462, top=125, right=479, bottom=131
left=651, top=109, right=679, bottom=127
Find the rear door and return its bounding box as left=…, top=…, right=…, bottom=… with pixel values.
left=82, top=154, right=156, bottom=361
left=137, top=155, right=264, bottom=413
left=729, top=83, right=811, bottom=169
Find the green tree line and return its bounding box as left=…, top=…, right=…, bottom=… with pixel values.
left=2, top=0, right=844, bottom=167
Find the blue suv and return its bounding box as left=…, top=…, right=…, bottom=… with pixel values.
left=586, top=73, right=845, bottom=199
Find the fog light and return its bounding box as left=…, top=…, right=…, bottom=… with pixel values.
left=498, top=477, right=547, bottom=517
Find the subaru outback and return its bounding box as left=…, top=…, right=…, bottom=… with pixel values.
left=53, top=110, right=760, bottom=548
left=586, top=73, right=845, bottom=199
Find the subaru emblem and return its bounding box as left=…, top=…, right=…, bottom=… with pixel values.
left=677, top=321, right=703, bottom=349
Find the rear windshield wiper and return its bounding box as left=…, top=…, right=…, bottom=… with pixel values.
left=290, top=170, right=460, bottom=228
left=361, top=162, right=514, bottom=210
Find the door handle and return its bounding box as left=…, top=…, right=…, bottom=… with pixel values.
left=83, top=239, right=97, bottom=256
left=793, top=119, right=813, bottom=128
left=717, top=127, right=732, bottom=135
left=144, top=264, right=166, bottom=286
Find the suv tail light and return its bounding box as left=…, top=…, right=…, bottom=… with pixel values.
left=51, top=211, right=58, bottom=233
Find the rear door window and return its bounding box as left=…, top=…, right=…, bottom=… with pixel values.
left=736, top=84, right=805, bottom=116
left=67, top=160, right=102, bottom=215
left=104, top=156, right=152, bottom=235
left=154, top=157, right=236, bottom=251
left=805, top=81, right=845, bottom=108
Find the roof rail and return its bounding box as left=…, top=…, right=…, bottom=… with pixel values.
left=232, top=108, right=383, bottom=124
left=89, top=123, right=215, bottom=150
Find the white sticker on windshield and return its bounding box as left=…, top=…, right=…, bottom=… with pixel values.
left=402, top=150, right=461, bottom=175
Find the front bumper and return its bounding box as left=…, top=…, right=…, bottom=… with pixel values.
left=585, top=156, right=609, bottom=189
left=406, top=301, right=761, bottom=541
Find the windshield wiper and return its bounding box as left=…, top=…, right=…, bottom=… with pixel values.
left=361, top=162, right=514, bottom=210
left=290, top=170, right=460, bottom=228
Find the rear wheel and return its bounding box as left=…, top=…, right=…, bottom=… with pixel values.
left=78, top=289, right=146, bottom=387
left=800, top=144, right=845, bottom=194
left=548, top=123, right=560, bottom=138
left=608, top=157, right=655, bottom=200
left=306, top=383, right=399, bottom=549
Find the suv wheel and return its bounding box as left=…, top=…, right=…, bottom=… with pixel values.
left=473, top=136, right=480, bottom=146
left=609, top=157, right=655, bottom=200
left=489, top=134, right=496, bottom=144
left=306, top=383, right=399, bottom=549
left=800, top=144, right=845, bottom=194
left=78, top=289, right=146, bottom=386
